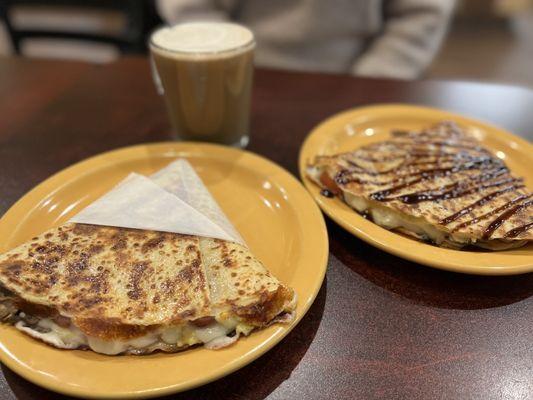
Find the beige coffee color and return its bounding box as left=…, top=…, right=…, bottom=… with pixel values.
left=151, top=22, right=255, bottom=145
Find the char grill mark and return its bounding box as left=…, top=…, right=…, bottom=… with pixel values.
left=504, top=222, right=533, bottom=238
left=482, top=199, right=533, bottom=239
left=337, top=144, right=504, bottom=191
left=388, top=176, right=521, bottom=205
left=440, top=185, right=525, bottom=225
left=452, top=193, right=532, bottom=232
left=369, top=166, right=510, bottom=203
left=340, top=152, right=493, bottom=179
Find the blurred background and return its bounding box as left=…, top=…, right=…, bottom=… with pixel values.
left=0, top=0, right=532, bottom=87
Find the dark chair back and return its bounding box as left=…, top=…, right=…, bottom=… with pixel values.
left=0, top=0, right=161, bottom=55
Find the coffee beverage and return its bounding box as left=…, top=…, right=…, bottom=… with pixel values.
left=150, top=22, right=255, bottom=147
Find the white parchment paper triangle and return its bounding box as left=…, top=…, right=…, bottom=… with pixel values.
left=69, top=160, right=245, bottom=245
left=150, top=159, right=244, bottom=244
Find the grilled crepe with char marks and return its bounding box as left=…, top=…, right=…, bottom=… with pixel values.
left=307, top=121, right=532, bottom=249
left=0, top=223, right=295, bottom=355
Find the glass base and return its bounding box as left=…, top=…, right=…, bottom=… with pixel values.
left=172, top=134, right=249, bottom=148
left=233, top=135, right=249, bottom=148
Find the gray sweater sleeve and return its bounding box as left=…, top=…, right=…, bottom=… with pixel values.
left=156, top=0, right=230, bottom=23
left=352, top=0, right=456, bottom=79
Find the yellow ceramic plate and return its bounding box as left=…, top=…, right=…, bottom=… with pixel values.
left=0, top=142, right=328, bottom=398
left=299, top=104, right=532, bottom=275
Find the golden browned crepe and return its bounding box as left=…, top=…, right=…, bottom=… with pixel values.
left=307, top=121, right=532, bottom=250
left=0, top=223, right=295, bottom=355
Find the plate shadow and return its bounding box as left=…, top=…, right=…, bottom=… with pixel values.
left=328, top=221, right=532, bottom=310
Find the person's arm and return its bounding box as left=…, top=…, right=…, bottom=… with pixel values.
left=352, top=0, right=456, bottom=79
left=156, top=0, right=231, bottom=24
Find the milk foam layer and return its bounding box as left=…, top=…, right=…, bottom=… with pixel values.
left=151, top=22, right=254, bottom=55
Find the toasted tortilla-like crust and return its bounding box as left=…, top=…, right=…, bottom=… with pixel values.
left=308, top=122, right=532, bottom=244
left=0, top=223, right=294, bottom=342
left=199, top=238, right=294, bottom=325
left=0, top=224, right=211, bottom=339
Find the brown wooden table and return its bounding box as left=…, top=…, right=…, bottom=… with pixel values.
left=0, top=56, right=531, bottom=400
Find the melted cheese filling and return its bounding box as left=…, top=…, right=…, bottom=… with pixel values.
left=343, top=193, right=452, bottom=245
left=15, top=316, right=251, bottom=355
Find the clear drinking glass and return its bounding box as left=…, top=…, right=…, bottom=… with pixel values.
left=149, top=22, right=255, bottom=148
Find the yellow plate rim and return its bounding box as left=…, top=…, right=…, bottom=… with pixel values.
left=299, top=103, right=533, bottom=276
left=0, top=142, right=329, bottom=398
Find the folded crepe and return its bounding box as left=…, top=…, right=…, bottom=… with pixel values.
left=307, top=121, right=532, bottom=250
left=0, top=160, right=295, bottom=355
